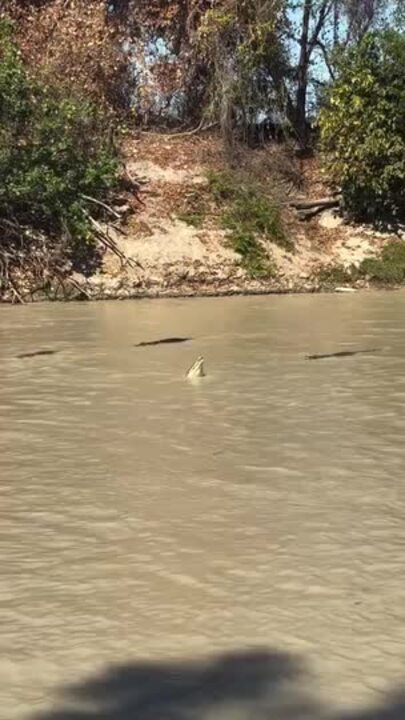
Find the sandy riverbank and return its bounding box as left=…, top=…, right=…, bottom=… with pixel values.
left=2, top=133, right=403, bottom=303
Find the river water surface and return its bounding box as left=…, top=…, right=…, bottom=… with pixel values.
left=1, top=294, right=405, bottom=720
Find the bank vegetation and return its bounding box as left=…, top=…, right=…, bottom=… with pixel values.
left=0, top=1, right=404, bottom=301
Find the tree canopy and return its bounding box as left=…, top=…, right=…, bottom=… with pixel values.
left=1, top=0, right=403, bottom=143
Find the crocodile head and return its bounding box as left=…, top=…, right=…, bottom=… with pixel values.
left=186, top=356, right=205, bottom=379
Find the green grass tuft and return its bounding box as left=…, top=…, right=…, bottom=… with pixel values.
left=177, top=211, right=205, bottom=228
left=358, top=241, right=405, bottom=285
left=207, top=170, right=291, bottom=278
left=316, top=264, right=354, bottom=288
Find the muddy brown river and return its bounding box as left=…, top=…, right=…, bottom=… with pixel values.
left=1, top=294, right=404, bottom=720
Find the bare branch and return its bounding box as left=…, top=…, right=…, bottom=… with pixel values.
left=80, top=194, right=121, bottom=220
left=308, top=0, right=335, bottom=55
left=87, top=215, right=144, bottom=270
left=314, top=39, right=336, bottom=80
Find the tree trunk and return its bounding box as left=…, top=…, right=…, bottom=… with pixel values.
left=295, top=0, right=312, bottom=148
left=333, top=0, right=340, bottom=47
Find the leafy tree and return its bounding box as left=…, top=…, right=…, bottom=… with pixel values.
left=0, top=19, right=119, bottom=259
left=0, top=0, right=131, bottom=112
left=319, top=30, right=405, bottom=221
left=285, top=0, right=403, bottom=146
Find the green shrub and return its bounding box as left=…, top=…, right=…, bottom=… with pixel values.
left=222, top=191, right=287, bottom=245
left=316, top=264, right=354, bottom=288
left=177, top=188, right=207, bottom=228
left=228, top=229, right=275, bottom=279
left=207, top=170, right=238, bottom=202
left=177, top=211, right=205, bottom=228
left=320, top=31, right=405, bottom=223
left=207, top=170, right=289, bottom=278
left=0, top=20, right=119, bottom=263
left=358, top=241, right=405, bottom=284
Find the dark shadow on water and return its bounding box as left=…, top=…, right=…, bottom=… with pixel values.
left=32, top=648, right=405, bottom=720
left=33, top=648, right=317, bottom=720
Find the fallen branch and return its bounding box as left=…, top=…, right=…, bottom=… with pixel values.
left=140, top=121, right=219, bottom=140
left=67, top=275, right=92, bottom=300
left=291, top=196, right=341, bottom=211
left=80, top=194, right=121, bottom=220
left=298, top=207, right=341, bottom=221
left=118, top=168, right=146, bottom=206
left=110, top=223, right=128, bottom=236
left=0, top=211, right=141, bottom=302
left=88, top=216, right=144, bottom=270
left=122, top=167, right=145, bottom=190
left=9, top=277, right=26, bottom=304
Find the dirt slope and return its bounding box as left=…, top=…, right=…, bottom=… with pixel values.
left=79, top=133, right=401, bottom=299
